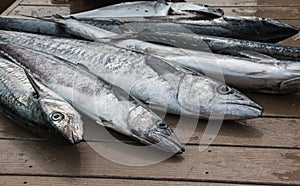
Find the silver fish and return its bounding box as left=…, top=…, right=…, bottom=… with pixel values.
left=45, top=17, right=300, bottom=94
left=0, top=15, right=298, bottom=43
left=70, top=1, right=224, bottom=18
left=0, top=42, right=184, bottom=154
left=78, top=16, right=299, bottom=43
left=0, top=30, right=263, bottom=120
left=0, top=57, right=83, bottom=144
left=121, top=30, right=300, bottom=61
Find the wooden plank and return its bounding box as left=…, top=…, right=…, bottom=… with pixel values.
left=0, top=140, right=299, bottom=185
left=279, top=33, right=300, bottom=46
left=220, top=7, right=300, bottom=19
left=189, top=0, right=300, bottom=7
left=247, top=93, right=300, bottom=118
left=9, top=5, right=70, bottom=17
left=20, top=0, right=70, bottom=6
left=0, top=176, right=254, bottom=186
left=1, top=112, right=299, bottom=148
left=1, top=0, right=24, bottom=16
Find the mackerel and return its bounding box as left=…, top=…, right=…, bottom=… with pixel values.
left=78, top=16, right=299, bottom=43
left=116, top=30, right=300, bottom=61
left=0, top=42, right=184, bottom=154
left=0, top=30, right=263, bottom=120
left=0, top=16, right=298, bottom=43
left=0, top=57, right=83, bottom=144
left=70, top=1, right=224, bottom=18
left=45, top=17, right=300, bottom=94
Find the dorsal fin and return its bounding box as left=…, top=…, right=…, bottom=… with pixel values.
left=24, top=69, right=42, bottom=99
left=145, top=55, right=178, bottom=76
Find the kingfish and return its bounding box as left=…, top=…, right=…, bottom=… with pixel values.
left=121, top=30, right=300, bottom=61
left=43, top=17, right=300, bottom=94
left=0, top=16, right=298, bottom=43
left=0, top=30, right=263, bottom=120
left=70, top=1, right=224, bottom=18
left=79, top=16, right=299, bottom=43
left=0, top=57, right=83, bottom=144
left=0, top=42, right=185, bottom=154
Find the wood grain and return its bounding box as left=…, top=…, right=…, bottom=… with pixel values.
left=0, top=140, right=299, bottom=184
left=0, top=176, right=256, bottom=186
left=9, top=5, right=70, bottom=16
left=1, top=112, right=299, bottom=149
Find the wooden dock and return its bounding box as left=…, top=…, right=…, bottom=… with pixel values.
left=1, top=0, right=300, bottom=185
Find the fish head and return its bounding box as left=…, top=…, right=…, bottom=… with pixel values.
left=177, top=75, right=263, bottom=120
left=127, top=106, right=185, bottom=154
left=39, top=94, right=84, bottom=144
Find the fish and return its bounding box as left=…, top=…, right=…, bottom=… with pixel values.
left=0, top=30, right=263, bottom=120
left=43, top=17, right=300, bottom=94
left=0, top=57, right=84, bottom=144
left=0, top=16, right=298, bottom=43
left=78, top=16, right=299, bottom=43
left=70, top=1, right=224, bottom=18
left=119, top=30, right=300, bottom=61
left=0, top=16, right=71, bottom=38
left=0, top=42, right=185, bottom=154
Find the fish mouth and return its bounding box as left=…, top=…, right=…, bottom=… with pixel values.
left=220, top=102, right=263, bottom=120
left=57, top=130, right=83, bottom=145
left=153, top=131, right=185, bottom=154
left=132, top=131, right=185, bottom=154
left=280, top=77, right=300, bottom=94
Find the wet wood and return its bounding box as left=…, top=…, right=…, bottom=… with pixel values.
left=0, top=176, right=253, bottom=186
left=0, top=140, right=299, bottom=185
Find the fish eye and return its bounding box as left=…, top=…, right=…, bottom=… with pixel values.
left=158, top=122, right=168, bottom=129
left=50, top=112, right=64, bottom=122
left=217, top=85, right=233, bottom=95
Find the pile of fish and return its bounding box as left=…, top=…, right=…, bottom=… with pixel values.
left=0, top=0, right=299, bottom=154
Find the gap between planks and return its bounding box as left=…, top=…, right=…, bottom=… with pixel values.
left=0, top=140, right=299, bottom=185
left=0, top=175, right=262, bottom=186
left=0, top=174, right=297, bottom=186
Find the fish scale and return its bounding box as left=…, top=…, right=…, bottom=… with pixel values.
left=0, top=42, right=185, bottom=154
left=0, top=62, right=42, bottom=122
left=0, top=57, right=84, bottom=144
left=0, top=30, right=263, bottom=120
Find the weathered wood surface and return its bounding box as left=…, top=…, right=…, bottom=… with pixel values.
left=1, top=113, right=299, bottom=149
left=1, top=0, right=300, bottom=185
left=0, top=176, right=259, bottom=186
left=0, top=140, right=299, bottom=185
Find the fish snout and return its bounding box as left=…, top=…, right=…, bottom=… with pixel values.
left=58, top=115, right=84, bottom=144
left=132, top=122, right=185, bottom=154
